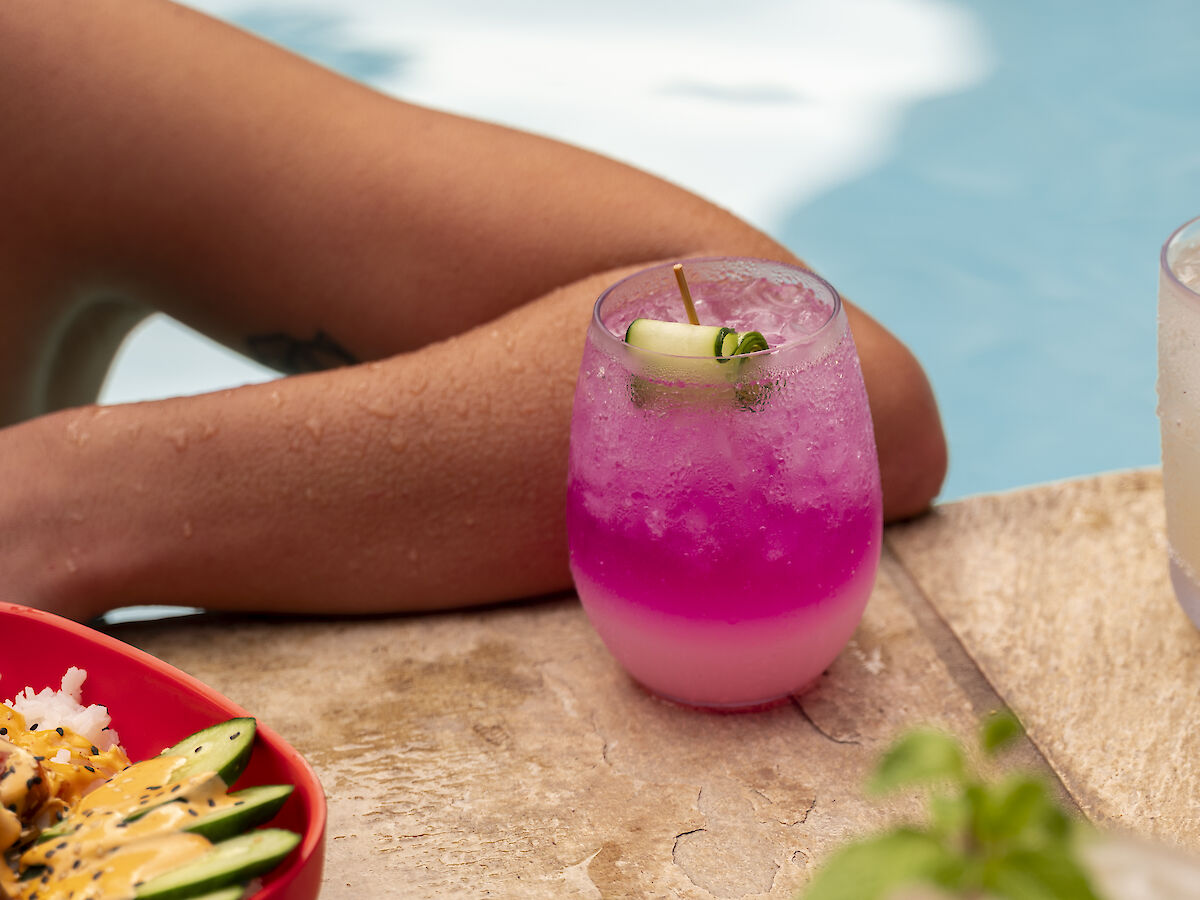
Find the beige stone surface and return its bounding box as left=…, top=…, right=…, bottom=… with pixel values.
left=107, top=550, right=1019, bottom=900
left=886, top=468, right=1200, bottom=850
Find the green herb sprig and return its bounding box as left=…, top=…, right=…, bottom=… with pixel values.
left=799, top=711, right=1104, bottom=900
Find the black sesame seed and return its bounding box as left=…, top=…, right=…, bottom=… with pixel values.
left=29, top=723, right=38, bottom=731
left=55, top=727, right=64, bottom=737
left=84, top=766, right=95, bottom=773
left=0, top=727, right=7, bottom=735
left=230, top=732, right=241, bottom=740
left=89, top=746, right=99, bottom=756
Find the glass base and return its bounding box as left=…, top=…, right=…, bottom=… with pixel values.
left=634, top=674, right=821, bottom=714
left=1169, top=556, right=1200, bottom=629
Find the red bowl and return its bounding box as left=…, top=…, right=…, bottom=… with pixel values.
left=0, top=602, right=326, bottom=900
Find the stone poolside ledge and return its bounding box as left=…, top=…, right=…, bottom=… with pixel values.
left=105, top=468, right=1200, bottom=898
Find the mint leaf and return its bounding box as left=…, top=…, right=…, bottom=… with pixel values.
left=868, top=729, right=966, bottom=795
left=981, top=710, right=1023, bottom=757
left=803, top=830, right=955, bottom=900
left=983, top=848, right=1104, bottom=900
left=973, top=776, right=1055, bottom=844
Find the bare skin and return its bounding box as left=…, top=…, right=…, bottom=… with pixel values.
left=0, top=0, right=946, bottom=621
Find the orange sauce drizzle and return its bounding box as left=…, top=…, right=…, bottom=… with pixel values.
left=2, top=719, right=247, bottom=900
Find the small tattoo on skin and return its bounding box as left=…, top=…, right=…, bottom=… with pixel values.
left=246, top=330, right=359, bottom=374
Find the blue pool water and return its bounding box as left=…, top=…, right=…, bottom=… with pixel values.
left=106, top=0, right=1200, bottom=503
left=782, top=0, right=1200, bottom=500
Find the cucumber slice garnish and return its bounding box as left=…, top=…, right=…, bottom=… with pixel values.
left=160, top=718, right=257, bottom=788
left=184, top=784, right=294, bottom=843
left=178, top=888, right=247, bottom=900
left=623, top=318, right=770, bottom=408
left=733, top=330, right=768, bottom=355
left=625, top=319, right=738, bottom=359
left=134, top=828, right=301, bottom=900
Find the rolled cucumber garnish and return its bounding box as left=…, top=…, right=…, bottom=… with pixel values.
left=622, top=265, right=770, bottom=408
left=625, top=319, right=739, bottom=359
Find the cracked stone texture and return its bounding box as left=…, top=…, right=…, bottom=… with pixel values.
left=105, top=544, right=1026, bottom=900
left=886, top=468, right=1200, bottom=852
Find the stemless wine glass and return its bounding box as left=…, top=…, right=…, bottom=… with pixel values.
left=1158, top=215, right=1200, bottom=627
left=565, top=257, right=883, bottom=709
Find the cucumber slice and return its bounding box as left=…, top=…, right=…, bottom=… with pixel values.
left=625, top=319, right=738, bottom=359
left=160, top=718, right=257, bottom=788
left=134, top=828, right=301, bottom=900
left=623, top=318, right=771, bottom=409
left=184, top=785, right=294, bottom=843
left=733, top=330, right=769, bottom=355
left=182, top=889, right=247, bottom=900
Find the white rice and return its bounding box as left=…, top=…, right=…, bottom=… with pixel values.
left=2, top=667, right=122, bottom=751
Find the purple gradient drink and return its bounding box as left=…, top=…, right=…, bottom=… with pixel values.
left=566, top=258, right=882, bottom=709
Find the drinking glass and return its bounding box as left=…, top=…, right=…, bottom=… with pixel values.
left=1158, top=215, right=1200, bottom=626
left=565, top=257, right=883, bottom=709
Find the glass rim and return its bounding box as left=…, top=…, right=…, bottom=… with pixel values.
left=1162, top=214, right=1200, bottom=300
left=590, top=256, right=844, bottom=360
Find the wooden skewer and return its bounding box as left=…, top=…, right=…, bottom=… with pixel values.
left=673, top=263, right=700, bottom=325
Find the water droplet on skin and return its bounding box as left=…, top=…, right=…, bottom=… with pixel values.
left=66, top=509, right=85, bottom=524
left=464, top=516, right=476, bottom=527
left=199, top=422, right=218, bottom=441
left=65, top=419, right=90, bottom=447
left=388, top=431, right=408, bottom=453
left=355, top=396, right=397, bottom=419
left=408, top=548, right=419, bottom=562
left=181, top=520, right=194, bottom=538
left=64, top=558, right=78, bottom=574
left=269, top=390, right=284, bottom=408
left=304, top=417, right=324, bottom=442
left=165, top=428, right=188, bottom=451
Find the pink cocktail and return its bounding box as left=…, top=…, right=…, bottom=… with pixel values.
left=566, top=257, right=882, bottom=709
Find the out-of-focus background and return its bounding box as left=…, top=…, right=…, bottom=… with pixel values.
left=102, top=0, right=1200, bottom=502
